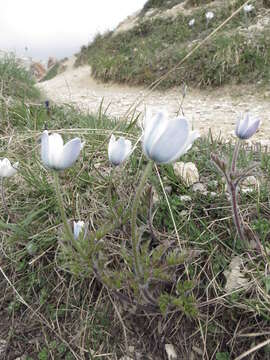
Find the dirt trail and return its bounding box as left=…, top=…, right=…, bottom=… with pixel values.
left=38, top=58, right=270, bottom=143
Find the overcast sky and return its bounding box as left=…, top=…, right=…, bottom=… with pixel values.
left=0, top=0, right=147, bottom=61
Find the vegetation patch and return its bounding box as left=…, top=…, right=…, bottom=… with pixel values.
left=40, top=62, right=60, bottom=82
left=0, top=55, right=40, bottom=101
left=1, top=57, right=270, bottom=359
left=141, top=0, right=185, bottom=14
left=75, top=0, right=269, bottom=89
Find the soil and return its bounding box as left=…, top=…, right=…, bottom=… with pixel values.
left=38, top=57, right=270, bottom=144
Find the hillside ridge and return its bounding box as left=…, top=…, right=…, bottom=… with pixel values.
left=75, top=0, right=270, bottom=89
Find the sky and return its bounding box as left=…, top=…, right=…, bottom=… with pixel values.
left=0, top=0, right=147, bottom=62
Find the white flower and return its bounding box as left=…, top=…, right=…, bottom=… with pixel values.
left=243, top=4, right=254, bottom=13
left=73, top=221, right=85, bottom=240
left=206, top=11, right=214, bottom=20
left=108, top=134, right=132, bottom=166
left=0, top=158, right=19, bottom=178
left=41, top=130, right=83, bottom=170
left=235, top=114, right=260, bottom=140
left=142, top=111, right=199, bottom=164
left=189, top=18, right=195, bottom=27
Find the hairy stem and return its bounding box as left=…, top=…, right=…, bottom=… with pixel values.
left=1, top=178, right=12, bottom=221
left=53, top=171, right=74, bottom=242
left=131, top=161, right=152, bottom=279
left=231, top=140, right=240, bottom=174
left=230, top=184, right=248, bottom=247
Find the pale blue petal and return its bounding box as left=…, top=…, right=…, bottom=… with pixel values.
left=57, top=138, right=82, bottom=170
left=123, top=139, right=132, bottom=160
left=236, top=114, right=250, bottom=138
left=41, top=131, right=50, bottom=167
left=74, top=221, right=84, bottom=240
left=0, top=158, right=18, bottom=177
left=109, top=137, right=127, bottom=165
left=169, top=129, right=200, bottom=162
left=48, top=133, right=64, bottom=168
left=143, top=112, right=167, bottom=158
left=108, top=135, right=116, bottom=162
left=242, top=119, right=260, bottom=139
left=148, top=117, right=189, bottom=163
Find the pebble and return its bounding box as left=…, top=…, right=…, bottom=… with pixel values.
left=192, top=182, right=207, bottom=195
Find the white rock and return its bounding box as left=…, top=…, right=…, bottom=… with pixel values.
left=0, top=340, right=7, bottom=355
left=241, top=176, right=258, bottom=188
left=152, top=188, right=159, bottom=205
left=165, top=344, right=177, bottom=360
left=180, top=195, right=192, bottom=202
left=165, top=185, right=172, bottom=195
left=192, top=182, right=207, bottom=195
left=241, top=176, right=259, bottom=194
left=241, top=188, right=254, bottom=194
left=173, top=162, right=199, bottom=186
left=224, top=256, right=249, bottom=292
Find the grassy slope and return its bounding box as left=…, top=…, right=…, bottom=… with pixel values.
left=1, top=57, right=270, bottom=359
left=0, top=55, right=40, bottom=101
left=40, top=62, right=60, bottom=82
left=75, top=0, right=270, bottom=88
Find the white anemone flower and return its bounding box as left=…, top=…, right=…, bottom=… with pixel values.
left=189, top=18, right=195, bottom=27
left=108, top=134, right=132, bottom=166
left=142, top=111, right=199, bottom=164
left=206, top=11, right=214, bottom=20
left=243, top=4, right=254, bottom=13
left=235, top=114, right=260, bottom=140
left=73, top=221, right=85, bottom=240
left=0, top=158, right=19, bottom=178
left=41, top=130, right=84, bottom=170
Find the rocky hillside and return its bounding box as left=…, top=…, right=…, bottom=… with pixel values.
left=75, top=0, right=270, bottom=89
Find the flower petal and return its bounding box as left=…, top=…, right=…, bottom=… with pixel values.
left=123, top=139, right=132, bottom=160
left=236, top=114, right=250, bottom=138
left=143, top=111, right=168, bottom=158
left=170, top=129, right=200, bottom=162
left=242, top=119, right=260, bottom=139
left=148, top=117, right=189, bottom=163
left=41, top=131, right=50, bottom=167
left=109, top=137, right=126, bottom=165
left=48, top=133, right=64, bottom=168
left=108, top=135, right=116, bottom=160
left=57, top=138, right=82, bottom=170
left=236, top=114, right=260, bottom=140
left=74, top=221, right=84, bottom=240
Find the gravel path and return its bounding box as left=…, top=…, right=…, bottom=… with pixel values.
left=38, top=59, right=270, bottom=144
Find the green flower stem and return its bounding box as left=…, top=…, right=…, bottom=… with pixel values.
left=53, top=171, right=74, bottom=242
left=131, top=161, right=153, bottom=279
